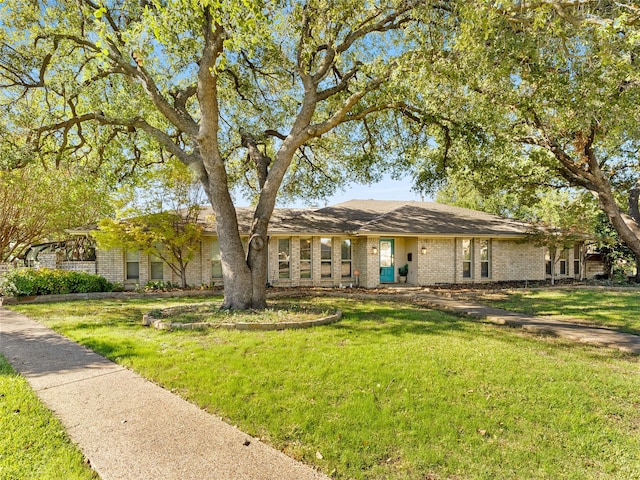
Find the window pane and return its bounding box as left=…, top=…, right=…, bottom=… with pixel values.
left=341, top=261, right=352, bottom=278
left=300, top=238, right=312, bottom=260
left=320, top=238, right=332, bottom=260
left=481, top=262, right=489, bottom=278
left=300, top=261, right=311, bottom=279
left=321, top=261, right=332, bottom=278
left=212, top=261, right=223, bottom=279
left=278, top=239, right=290, bottom=279
left=341, top=239, right=351, bottom=260
left=279, top=262, right=290, bottom=278
left=480, top=240, right=489, bottom=261
left=462, top=240, right=471, bottom=261
left=463, top=261, right=471, bottom=278
left=211, top=239, right=223, bottom=279
left=379, top=240, right=392, bottom=267
left=126, top=250, right=139, bottom=262
left=574, top=260, right=580, bottom=275
left=211, top=239, right=221, bottom=261
left=278, top=238, right=290, bottom=256
left=150, top=261, right=163, bottom=280
left=126, top=262, right=139, bottom=280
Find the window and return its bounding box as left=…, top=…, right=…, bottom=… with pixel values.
left=126, top=250, right=140, bottom=280
left=211, top=239, right=223, bottom=279
left=300, top=238, right=312, bottom=279
left=340, top=239, right=352, bottom=278
left=462, top=239, right=473, bottom=278
left=278, top=238, right=290, bottom=279
left=559, top=249, right=568, bottom=275
left=573, top=244, right=581, bottom=276
left=150, top=254, right=164, bottom=280
left=545, top=251, right=552, bottom=275
left=480, top=239, right=491, bottom=278
left=321, top=237, right=332, bottom=278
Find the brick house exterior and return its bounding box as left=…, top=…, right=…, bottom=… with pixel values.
left=61, top=200, right=585, bottom=289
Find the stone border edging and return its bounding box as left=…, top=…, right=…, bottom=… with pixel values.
left=142, top=303, right=342, bottom=331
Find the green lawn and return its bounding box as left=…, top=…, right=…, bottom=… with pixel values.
left=0, top=355, right=99, bottom=480
left=476, top=287, right=640, bottom=335
left=8, top=295, right=640, bottom=480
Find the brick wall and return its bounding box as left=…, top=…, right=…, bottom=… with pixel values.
left=93, top=235, right=549, bottom=289
left=58, top=261, right=97, bottom=274
left=417, top=238, right=456, bottom=285
left=492, top=239, right=546, bottom=281
left=96, top=248, right=124, bottom=284
left=353, top=237, right=368, bottom=287
left=38, top=252, right=59, bottom=270
left=361, top=237, right=380, bottom=288
left=415, top=237, right=546, bottom=286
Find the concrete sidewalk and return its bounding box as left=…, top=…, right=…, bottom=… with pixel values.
left=414, top=293, right=640, bottom=354
left=0, top=307, right=328, bottom=480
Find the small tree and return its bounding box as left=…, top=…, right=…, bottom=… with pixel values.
left=528, top=224, right=583, bottom=286
left=0, top=166, right=112, bottom=262
left=94, top=207, right=202, bottom=288
left=524, top=195, right=591, bottom=285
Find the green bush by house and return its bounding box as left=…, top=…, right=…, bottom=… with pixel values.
left=0, top=268, right=113, bottom=297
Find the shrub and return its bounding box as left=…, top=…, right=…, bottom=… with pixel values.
left=0, top=268, right=113, bottom=297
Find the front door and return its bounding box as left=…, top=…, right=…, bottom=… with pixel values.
left=379, top=239, right=395, bottom=283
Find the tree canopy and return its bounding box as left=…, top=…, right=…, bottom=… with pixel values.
left=93, top=159, right=205, bottom=288
left=0, top=165, right=113, bottom=262
left=422, top=1, right=640, bottom=261
left=5, top=1, right=640, bottom=307
left=1, top=0, right=461, bottom=309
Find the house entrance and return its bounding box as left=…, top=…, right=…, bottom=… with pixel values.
left=379, top=239, right=395, bottom=283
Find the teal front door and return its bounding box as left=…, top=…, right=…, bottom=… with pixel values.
left=379, top=239, right=395, bottom=283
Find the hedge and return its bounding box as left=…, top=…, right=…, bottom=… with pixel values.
left=0, top=268, right=114, bottom=297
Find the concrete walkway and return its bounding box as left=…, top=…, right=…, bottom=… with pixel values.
left=413, top=292, right=640, bottom=354
left=0, top=307, right=328, bottom=480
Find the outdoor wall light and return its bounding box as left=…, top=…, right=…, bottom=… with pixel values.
left=421, top=246, right=427, bottom=255
left=372, top=246, right=378, bottom=255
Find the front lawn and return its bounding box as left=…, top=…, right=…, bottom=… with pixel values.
left=0, top=355, right=99, bottom=480
left=476, top=287, right=640, bottom=335
left=9, top=295, right=640, bottom=480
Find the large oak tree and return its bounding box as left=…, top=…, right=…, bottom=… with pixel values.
left=420, top=1, right=640, bottom=263
left=1, top=0, right=455, bottom=309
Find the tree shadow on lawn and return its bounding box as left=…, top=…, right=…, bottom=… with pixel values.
left=332, top=305, right=473, bottom=338
left=72, top=336, right=144, bottom=363
left=483, top=291, right=640, bottom=336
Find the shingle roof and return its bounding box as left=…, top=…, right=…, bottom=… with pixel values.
left=198, top=199, right=530, bottom=237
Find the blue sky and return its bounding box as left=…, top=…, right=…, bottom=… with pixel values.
left=276, top=174, right=431, bottom=208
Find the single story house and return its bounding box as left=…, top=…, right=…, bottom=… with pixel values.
left=56, top=200, right=584, bottom=288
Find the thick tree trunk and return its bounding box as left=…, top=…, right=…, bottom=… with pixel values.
left=248, top=233, right=268, bottom=310
left=553, top=137, right=640, bottom=268
left=212, top=193, right=253, bottom=310
left=628, top=181, right=640, bottom=283
left=193, top=14, right=313, bottom=310
left=198, top=151, right=253, bottom=310
left=597, top=188, right=640, bottom=261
